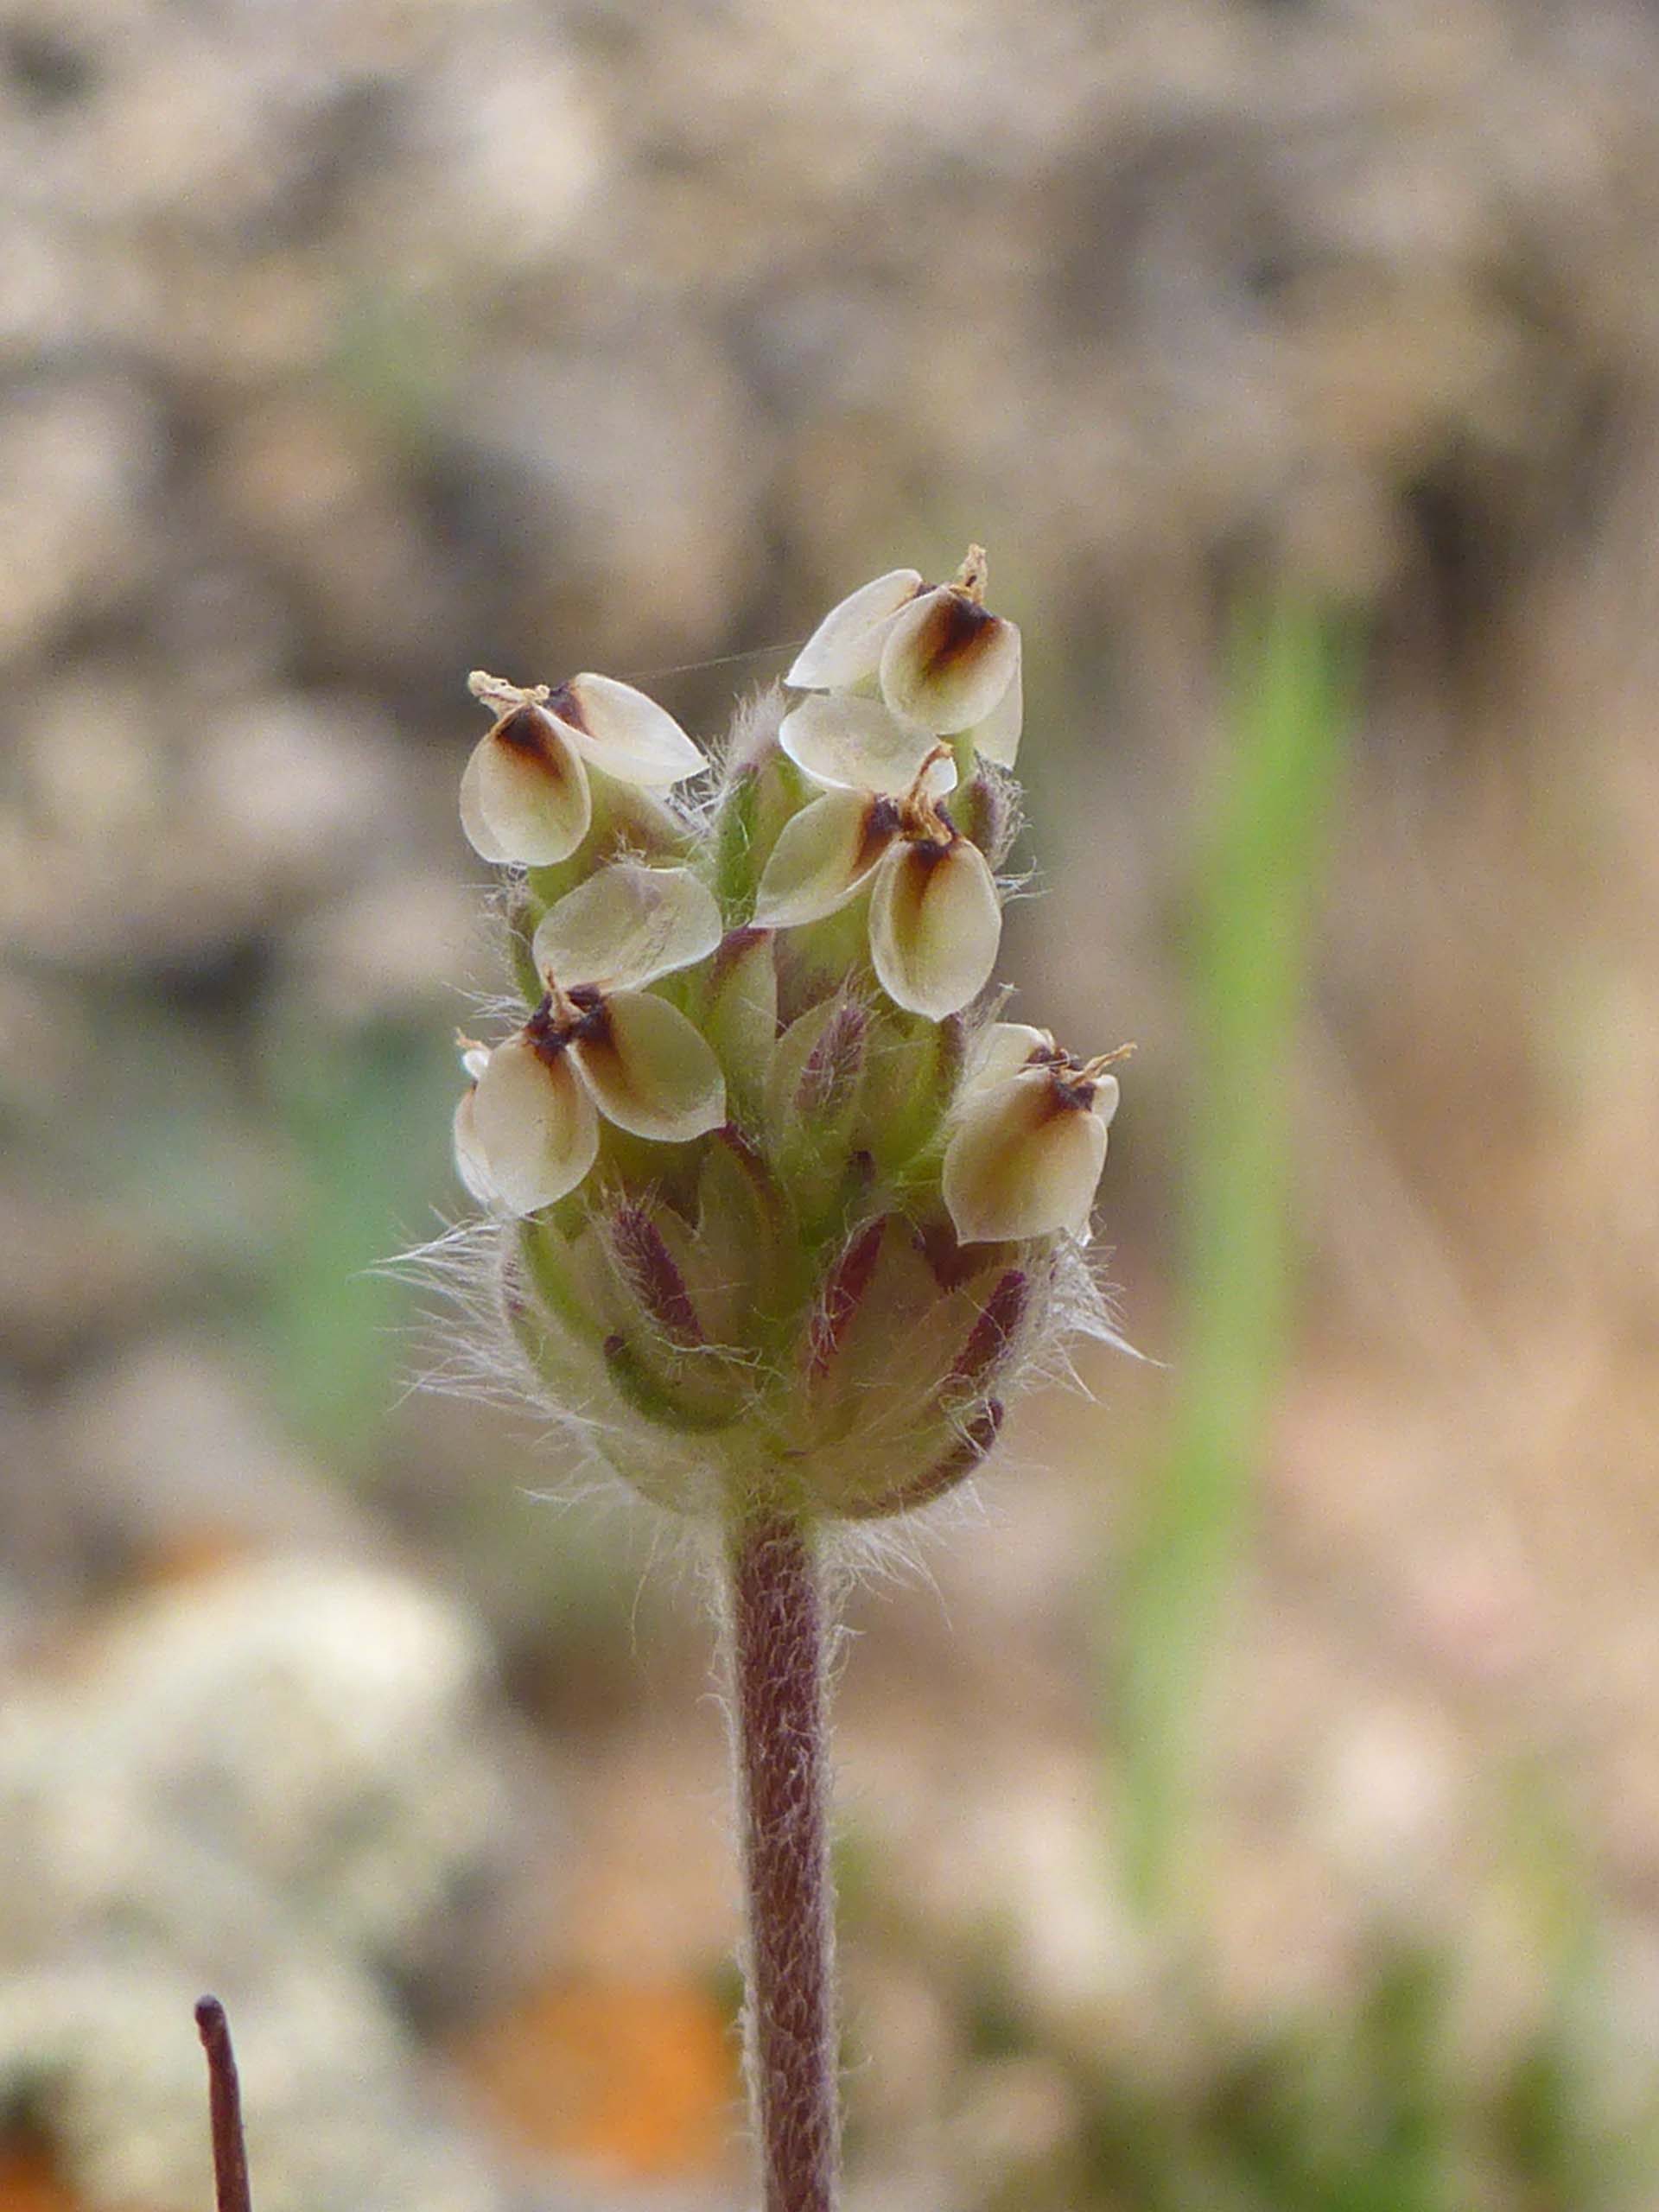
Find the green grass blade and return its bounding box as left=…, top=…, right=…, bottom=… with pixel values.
left=1116, top=594, right=1362, bottom=1917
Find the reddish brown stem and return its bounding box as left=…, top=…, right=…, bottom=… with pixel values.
left=194, top=1997, right=252, bottom=2212
left=728, top=1511, right=839, bottom=2212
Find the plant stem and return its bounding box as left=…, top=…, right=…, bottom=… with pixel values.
left=194, top=1997, right=253, bottom=2212
left=728, top=1509, right=839, bottom=2212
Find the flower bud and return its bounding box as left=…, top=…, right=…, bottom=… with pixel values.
left=593, top=1200, right=747, bottom=1432
left=859, top=1007, right=963, bottom=1177
left=766, top=994, right=870, bottom=1229
left=694, top=1126, right=787, bottom=1334
left=951, top=763, right=1020, bottom=869
left=711, top=699, right=812, bottom=923
left=778, top=1216, right=1037, bottom=1519
left=839, top=1401, right=1005, bottom=1522
left=696, top=927, right=779, bottom=1126
left=503, top=888, right=548, bottom=1007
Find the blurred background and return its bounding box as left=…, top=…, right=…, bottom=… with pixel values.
left=4, top=0, right=1659, bottom=2206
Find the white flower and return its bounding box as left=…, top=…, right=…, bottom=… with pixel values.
left=466, top=864, right=728, bottom=1214
left=941, top=1024, right=1126, bottom=1244
left=782, top=545, right=1023, bottom=768
left=752, top=747, right=1001, bottom=1020
left=459, top=670, right=706, bottom=867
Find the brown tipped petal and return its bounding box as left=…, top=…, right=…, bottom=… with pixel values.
left=459, top=746, right=517, bottom=862
left=942, top=1068, right=1109, bottom=1244
left=785, top=568, right=924, bottom=690
left=779, top=691, right=945, bottom=796
left=471, top=1035, right=600, bottom=1215
left=752, top=789, right=899, bottom=930
left=869, top=838, right=1001, bottom=1019
left=879, top=590, right=1022, bottom=736
left=461, top=709, right=592, bottom=865
left=560, top=673, right=707, bottom=787
left=531, top=861, right=723, bottom=994
left=571, top=991, right=728, bottom=1143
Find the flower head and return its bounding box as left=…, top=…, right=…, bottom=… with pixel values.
left=460, top=670, right=706, bottom=867
left=782, top=544, right=1023, bottom=768
left=941, top=1025, right=1128, bottom=1244
left=466, top=864, right=727, bottom=1213
left=439, top=550, right=1127, bottom=1524
left=753, top=745, right=1001, bottom=1019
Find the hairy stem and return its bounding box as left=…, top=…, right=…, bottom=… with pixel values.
left=728, top=1509, right=840, bottom=2212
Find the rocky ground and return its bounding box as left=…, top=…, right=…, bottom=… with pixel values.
left=4, top=0, right=1659, bottom=2205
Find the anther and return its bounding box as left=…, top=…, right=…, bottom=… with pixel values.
left=951, top=544, right=988, bottom=604
left=467, top=669, right=551, bottom=712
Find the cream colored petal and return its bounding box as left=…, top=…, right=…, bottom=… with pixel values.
left=471, top=1034, right=600, bottom=1215
left=942, top=1067, right=1109, bottom=1244
left=571, top=990, right=727, bottom=1143
left=752, top=788, right=899, bottom=929
left=557, top=672, right=707, bottom=787
left=869, top=836, right=1001, bottom=1018
left=452, top=1088, right=499, bottom=1208
left=779, top=692, right=949, bottom=797
left=459, top=746, right=514, bottom=861
left=460, top=708, right=591, bottom=865
left=968, top=639, right=1022, bottom=767
left=879, top=589, right=1022, bottom=736
left=785, top=568, right=925, bottom=690
left=965, top=1021, right=1055, bottom=1093
left=531, top=861, right=722, bottom=994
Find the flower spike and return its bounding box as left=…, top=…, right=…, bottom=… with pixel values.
left=446, top=541, right=1125, bottom=1498
left=441, top=539, right=1135, bottom=2212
